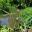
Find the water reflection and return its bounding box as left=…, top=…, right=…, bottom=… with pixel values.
left=0, top=17, right=9, bottom=26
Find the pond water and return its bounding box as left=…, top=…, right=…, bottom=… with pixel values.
left=0, top=17, right=9, bottom=26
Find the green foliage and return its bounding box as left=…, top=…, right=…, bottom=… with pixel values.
left=19, top=7, right=32, bottom=30
left=0, top=0, right=17, bottom=14
left=0, top=25, right=13, bottom=32
left=0, top=0, right=32, bottom=31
